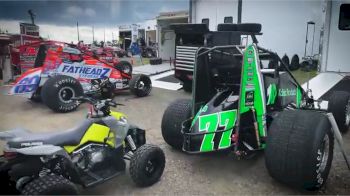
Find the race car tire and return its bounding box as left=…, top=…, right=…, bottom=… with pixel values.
left=183, top=81, right=192, bottom=93
left=328, top=91, right=350, bottom=133
left=265, top=110, right=334, bottom=191
left=150, top=58, right=162, bottom=65
left=289, top=54, right=300, bottom=71
left=161, top=99, right=191, bottom=150
left=115, top=60, right=132, bottom=75
left=130, top=144, right=165, bottom=187
left=21, top=174, right=78, bottom=195
left=129, top=74, right=152, bottom=97
left=41, top=75, right=83, bottom=113
left=280, top=54, right=289, bottom=71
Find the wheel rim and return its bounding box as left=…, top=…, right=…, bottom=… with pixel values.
left=345, top=99, right=350, bottom=127
left=58, top=87, right=75, bottom=103
left=319, top=134, right=330, bottom=174
left=145, top=158, right=158, bottom=176
left=137, top=79, right=151, bottom=94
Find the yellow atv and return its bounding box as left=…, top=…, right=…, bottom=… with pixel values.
left=0, top=96, right=165, bottom=195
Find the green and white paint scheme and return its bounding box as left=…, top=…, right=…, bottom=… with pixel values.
left=239, top=44, right=267, bottom=139
left=198, top=110, right=237, bottom=152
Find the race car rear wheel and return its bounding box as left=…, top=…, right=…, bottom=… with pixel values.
left=129, top=144, right=165, bottom=187
left=129, top=74, right=152, bottom=97
left=328, top=91, right=350, bottom=133
left=115, top=61, right=132, bottom=75
left=161, top=99, right=191, bottom=150
left=41, top=75, right=83, bottom=113
left=265, top=110, right=334, bottom=190
left=21, top=174, right=78, bottom=195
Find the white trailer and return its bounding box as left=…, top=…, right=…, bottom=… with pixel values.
left=190, top=0, right=350, bottom=99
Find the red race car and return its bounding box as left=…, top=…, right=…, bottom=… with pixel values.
left=9, top=41, right=152, bottom=113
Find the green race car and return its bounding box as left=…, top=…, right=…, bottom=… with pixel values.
left=162, top=23, right=350, bottom=191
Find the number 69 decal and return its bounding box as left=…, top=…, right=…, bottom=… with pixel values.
left=199, top=110, right=237, bottom=152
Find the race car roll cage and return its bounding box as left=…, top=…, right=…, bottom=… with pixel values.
left=179, top=31, right=350, bottom=169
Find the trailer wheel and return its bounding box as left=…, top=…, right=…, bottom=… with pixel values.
left=328, top=91, right=350, bottom=133
left=161, top=99, right=191, bottom=150
left=129, top=74, right=152, bottom=97
left=265, top=110, right=334, bottom=190
left=183, top=81, right=192, bottom=93
left=21, top=175, right=78, bottom=195
left=41, top=75, right=83, bottom=113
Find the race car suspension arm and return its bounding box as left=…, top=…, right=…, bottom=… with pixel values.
left=327, top=113, right=350, bottom=170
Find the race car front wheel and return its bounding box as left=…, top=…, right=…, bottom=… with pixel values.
left=41, top=75, right=83, bottom=113
left=161, top=99, right=191, bottom=150
left=129, top=74, right=152, bottom=97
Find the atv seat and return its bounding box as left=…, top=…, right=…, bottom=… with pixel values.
left=6, top=119, right=96, bottom=149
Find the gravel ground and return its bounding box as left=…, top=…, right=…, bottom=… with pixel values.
left=0, top=87, right=350, bottom=195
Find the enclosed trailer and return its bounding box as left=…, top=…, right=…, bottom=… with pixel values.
left=189, top=0, right=350, bottom=99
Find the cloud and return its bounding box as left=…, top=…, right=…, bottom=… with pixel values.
left=62, top=6, right=97, bottom=19
left=0, top=20, right=118, bottom=44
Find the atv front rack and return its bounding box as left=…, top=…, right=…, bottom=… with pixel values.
left=181, top=118, right=235, bottom=154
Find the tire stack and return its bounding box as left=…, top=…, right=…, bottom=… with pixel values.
left=150, top=58, right=162, bottom=65
left=289, top=54, right=300, bottom=71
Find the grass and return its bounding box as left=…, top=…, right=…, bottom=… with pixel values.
left=290, top=69, right=317, bottom=84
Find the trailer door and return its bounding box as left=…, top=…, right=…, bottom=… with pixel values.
left=326, top=0, right=350, bottom=72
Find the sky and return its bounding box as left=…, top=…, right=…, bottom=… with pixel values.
left=0, top=0, right=188, bottom=43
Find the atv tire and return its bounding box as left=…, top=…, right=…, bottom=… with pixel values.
left=161, top=99, right=191, bottom=150
left=328, top=91, right=350, bottom=133
left=129, top=74, right=152, bottom=97
left=41, top=75, right=83, bottom=113
left=130, top=144, right=165, bottom=187
left=265, top=110, right=334, bottom=190
left=115, top=60, right=133, bottom=75
left=183, top=81, right=192, bottom=93
left=0, top=166, right=18, bottom=194
left=21, top=174, right=78, bottom=195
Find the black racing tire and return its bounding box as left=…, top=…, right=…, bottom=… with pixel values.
left=129, top=144, right=165, bottom=187
left=290, top=54, right=300, bottom=71
left=150, top=58, right=162, bottom=65
left=328, top=91, right=350, bottom=133
left=0, top=167, right=18, bottom=194
left=268, top=58, right=278, bottom=69
left=30, top=87, right=42, bottom=102
left=161, top=99, right=191, bottom=150
left=265, top=110, right=334, bottom=191
left=280, top=54, right=289, bottom=71
left=183, top=81, right=192, bottom=93
left=115, top=60, right=133, bottom=75
left=41, top=75, right=83, bottom=113
left=129, top=74, right=152, bottom=97
left=21, top=174, right=78, bottom=195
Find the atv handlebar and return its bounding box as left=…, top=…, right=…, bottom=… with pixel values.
left=72, top=96, right=124, bottom=110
